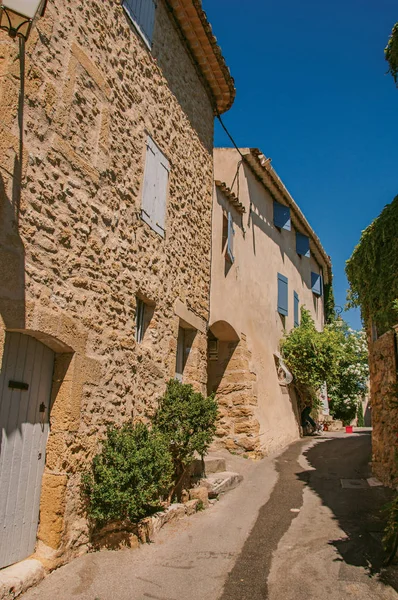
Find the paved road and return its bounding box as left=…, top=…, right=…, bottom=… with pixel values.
left=22, top=432, right=398, bottom=599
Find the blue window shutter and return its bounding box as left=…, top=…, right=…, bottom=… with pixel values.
left=227, top=212, right=235, bottom=263
left=277, top=273, right=288, bottom=316
left=123, top=0, right=156, bottom=45
left=294, top=292, right=299, bottom=326
left=296, top=232, right=310, bottom=257
left=273, top=201, right=291, bottom=231
left=311, top=272, right=323, bottom=296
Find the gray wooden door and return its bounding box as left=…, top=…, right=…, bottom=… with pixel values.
left=0, top=332, right=54, bottom=569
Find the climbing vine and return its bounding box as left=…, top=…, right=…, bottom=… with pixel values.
left=385, top=23, right=398, bottom=86
left=346, top=196, right=398, bottom=334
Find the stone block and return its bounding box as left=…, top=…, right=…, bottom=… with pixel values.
left=37, top=473, right=68, bottom=549
left=0, top=559, right=45, bottom=600
left=185, top=499, right=200, bottom=515
left=188, top=486, right=209, bottom=508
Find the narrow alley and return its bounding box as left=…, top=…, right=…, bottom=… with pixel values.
left=20, top=431, right=397, bottom=600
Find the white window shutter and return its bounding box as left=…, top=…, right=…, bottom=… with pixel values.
left=227, top=212, right=235, bottom=263
left=153, top=153, right=169, bottom=238
left=141, top=136, right=169, bottom=237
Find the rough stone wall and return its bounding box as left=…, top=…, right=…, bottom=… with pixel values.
left=368, top=328, right=398, bottom=487
left=0, top=0, right=214, bottom=564
left=208, top=335, right=261, bottom=455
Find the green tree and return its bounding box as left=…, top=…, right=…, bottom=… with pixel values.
left=281, top=308, right=369, bottom=423
left=385, top=23, right=398, bottom=86
left=357, top=401, right=365, bottom=427
left=154, top=379, right=218, bottom=476
left=327, top=324, right=369, bottom=423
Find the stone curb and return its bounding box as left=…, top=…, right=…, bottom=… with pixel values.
left=0, top=559, right=45, bottom=600
left=0, top=500, right=204, bottom=600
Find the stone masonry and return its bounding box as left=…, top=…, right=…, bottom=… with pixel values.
left=0, top=0, right=234, bottom=568
left=368, top=327, right=398, bottom=487
left=208, top=335, right=261, bottom=455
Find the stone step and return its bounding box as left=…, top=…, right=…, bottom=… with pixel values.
left=199, top=471, right=243, bottom=497
left=191, top=455, right=227, bottom=477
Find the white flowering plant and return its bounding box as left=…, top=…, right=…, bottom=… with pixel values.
left=281, top=309, right=369, bottom=424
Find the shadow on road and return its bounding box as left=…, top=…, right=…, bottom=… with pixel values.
left=298, top=432, right=398, bottom=590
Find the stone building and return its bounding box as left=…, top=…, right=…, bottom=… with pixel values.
left=208, top=147, right=332, bottom=456
left=0, top=0, right=234, bottom=569
left=367, top=327, right=398, bottom=486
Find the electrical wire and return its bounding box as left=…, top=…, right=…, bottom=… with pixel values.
left=216, top=112, right=245, bottom=160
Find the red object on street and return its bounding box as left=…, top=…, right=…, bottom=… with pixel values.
left=345, top=426, right=353, bottom=434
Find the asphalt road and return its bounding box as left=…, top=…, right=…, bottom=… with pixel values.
left=22, top=432, right=398, bottom=600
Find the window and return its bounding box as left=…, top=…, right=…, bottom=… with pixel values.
left=226, top=212, right=235, bottom=263
left=273, top=201, right=291, bottom=231
left=208, top=338, right=219, bottom=361
left=136, top=298, right=146, bottom=342
left=294, top=291, right=299, bottom=327
left=311, top=272, right=323, bottom=296
left=175, top=327, right=185, bottom=381
left=277, top=273, right=288, bottom=316
left=175, top=324, right=196, bottom=381
left=135, top=297, right=154, bottom=342
left=141, top=135, right=169, bottom=237
left=296, top=232, right=310, bottom=257
left=123, top=0, right=156, bottom=47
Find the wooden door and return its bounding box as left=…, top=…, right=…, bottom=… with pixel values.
left=0, top=332, right=54, bottom=569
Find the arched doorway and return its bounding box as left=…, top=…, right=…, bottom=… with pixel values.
left=0, top=332, right=55, bottom=568
left=207, top=321, right=260, bottom=454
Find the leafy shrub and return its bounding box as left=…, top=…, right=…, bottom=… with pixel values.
left=356, top=401, right=365, bottom=427
left=154, top=379, right=218, bottom=474
left=385, top=23, right=398, bottom=86
left=82, top=422, right=174, bottom=525
left=281, top=308, right=369, bottom=419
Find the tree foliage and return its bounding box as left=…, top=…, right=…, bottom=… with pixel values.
left=281, top=308, right=369, bottom=423
left=327, top=325, right=369, bottom=423
left=154, top=379, right=218, bottom=471
left=385, top=23, right=398, bottom=86
left=357, top=401, right=365, bottom=427
left=82, top=380, right=218, bottom=526
left=346, top=195, right=398, bottom=335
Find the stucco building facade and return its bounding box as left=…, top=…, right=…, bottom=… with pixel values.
left=0, top=0, right=234, bottom=569
left=208, top=147, right=332, bottom=456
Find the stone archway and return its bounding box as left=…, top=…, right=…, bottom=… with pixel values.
left=207, top=322, right=260, bottom=455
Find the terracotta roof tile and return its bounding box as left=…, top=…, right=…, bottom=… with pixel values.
left=166, top=0, right=235, bottom=113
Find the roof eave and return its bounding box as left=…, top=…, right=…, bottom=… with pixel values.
left=165, top=0, right=235, bottom=114
left=243, top=148, right=332, bottom=284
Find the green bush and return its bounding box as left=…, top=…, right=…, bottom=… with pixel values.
left=356, top=401, right=365, bottom=427
left=82, top=422, right=174, bottom=525
left=281, top=308, right=369, bottom=420
left=154, top=379, right=218, bottom=473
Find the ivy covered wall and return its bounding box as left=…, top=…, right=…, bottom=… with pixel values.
left=346, top=195, right=398, bottom=335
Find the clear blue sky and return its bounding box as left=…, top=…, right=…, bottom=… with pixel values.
left=203, top=0, right=398, bottom=330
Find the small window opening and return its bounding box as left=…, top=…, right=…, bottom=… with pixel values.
left=136, top=297, right=154, bottom=343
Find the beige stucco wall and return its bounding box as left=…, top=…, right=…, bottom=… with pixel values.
left=0, top=0, right=214, bottom=564
left=210, top=148, right=327, bottom=455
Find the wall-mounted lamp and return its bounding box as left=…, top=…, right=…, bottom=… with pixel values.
left=0, top=0, right=47, bottom=40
